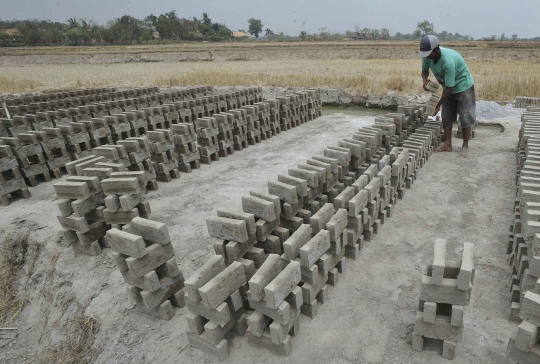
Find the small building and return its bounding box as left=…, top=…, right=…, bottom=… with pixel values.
left=232, top=31, right=249, bottom=39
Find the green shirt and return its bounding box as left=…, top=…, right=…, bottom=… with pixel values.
left=422, top=47, right=474, bottom=94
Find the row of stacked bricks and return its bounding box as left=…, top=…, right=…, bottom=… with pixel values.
left=0, top=87, right=260, bottom=187
left=54, top=154, right=151, bottom=255
left=515, top=97, right=540, bottom=109
left=186, top=106, right=443, bottom=360
left=509, top=105, right=540, bottom=321
left=412, top=239, right=475, bottom=360
left=505, top=105, right=540, bottom=363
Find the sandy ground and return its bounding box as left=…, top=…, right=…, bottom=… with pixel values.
left=0, top=108, right=521, bottom=363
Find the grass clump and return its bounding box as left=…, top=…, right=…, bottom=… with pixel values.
left=0, top=231, right=31, bottom=326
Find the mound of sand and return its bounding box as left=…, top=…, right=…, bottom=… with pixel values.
left=476, top=100, right=507, bottom=120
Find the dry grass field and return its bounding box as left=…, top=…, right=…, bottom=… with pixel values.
left=1, top=58, right=539, bottom=101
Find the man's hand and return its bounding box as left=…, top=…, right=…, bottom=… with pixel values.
left=433, top=104, right=441, bottom=117
left=423, top=78, right=432, bottom=92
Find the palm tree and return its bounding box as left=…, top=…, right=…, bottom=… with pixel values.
left=67, top=17, right=79, bottom=29
left=265, top=28, right=273, bottom=40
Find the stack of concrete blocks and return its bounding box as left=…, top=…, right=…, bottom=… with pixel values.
left=372, top=118, right=398, bottom=154
left=266, top=100, right=281, bottom=134
left=277, top=97, right=292, bottom=131
left=116, top=136, right=158, bottom=191
left=245, top=255, right=302, bottom=356
left=0, top=115, right=32, bottom=136
left=241, top=191, right=286, bottom=258
left=101, top=171, right=151, bottom=227
left=236, top=90, right=247, bottom=107
left=26, top=129, right=70, bottom=179
left=2, top=134, right=51, bottom=186
left=376, top=115, right=401, bottom=150
left=425, top=81, right=441, bottom=116
left=170, top=123, right=201, bottom=173
left=412, top=239, right=475, bottom=360
left=24, top=112, right=55, bottom=131
left=123, top=109, right=148, bottom=137
left=252, top=103, right=273, bottom=140
left=508, top=115, right=540, bottom=320
left=244, top=106, right=262, bottom=146
left=147, top=129, right=180, bottom=182
left=90, top=145, right=131, bottom=176
left=54, top=176, right=108, bottom=256
left=338, top=137, right=368, bottom=183
left=515, top=97, right=540, bottom=109
left=185, top=257, right=248, bottom=360
left=195, top=117, right=221, bottom=165
left=177, top=101, right=193, bottom=123
left=147, top=107, right=168, bottom=131
left=0, top=142, right=30, bottom=205
left=161, top=104, right=180, bottom=127
left=342, top=174, right=370, bottom=258
left=352, top=127, right=383, bottom=168
left=87, top=103, right=110, bottom=119
left=506, top=290, right=540, bottom=363
left=226, top=93, right=238, bottom=111
left=229, top=110, right=249, bottom=151
left=190, top=99, right=205, bottom=120
left=299, top=204, right=347, bottom=318
left=79, top=118, right=113, bottom=148
left=57, top=122, right=93, bottom=160
left=106, top=114, right=133, bottom=143
left=106, top=217, right=185, bottom=320
left=203, top=96, right=217, bottom=117
left=293, top=92, right=308, bottom=124
left=391, top=148, right=410, bottom=203
left=213, top=114, right=235, bottom=158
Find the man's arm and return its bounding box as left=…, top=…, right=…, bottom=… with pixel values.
left=433, top=86, right=453, bottom=116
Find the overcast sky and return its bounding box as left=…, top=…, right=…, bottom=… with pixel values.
left=1, top=0, right=538, bottom=38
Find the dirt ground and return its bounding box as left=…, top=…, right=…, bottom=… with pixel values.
left=0, top=108, right=520, bottom=363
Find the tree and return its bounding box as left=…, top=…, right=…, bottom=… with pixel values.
left=416, top=20, right=434, bottom=37
left=300, top=30, right=307, bottom=41
left=380, top=28, right=390, bottom=39
left=512, top=34, right=518, bottom=41
left=500, top=33, right=506, bottom=41
left=248, top=18, right=263, bottom=38
left=265, top=28, right=273, bottom=40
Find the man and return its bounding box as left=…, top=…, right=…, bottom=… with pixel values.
left=419, top=35, right=476, bottom=158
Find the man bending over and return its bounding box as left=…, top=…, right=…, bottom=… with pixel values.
left=419, top=35, right=476, bottom=158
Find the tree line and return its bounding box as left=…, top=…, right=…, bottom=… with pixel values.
left=0, top=12, right=253, bottom=46
left=0, top=15, right=531, bottom=47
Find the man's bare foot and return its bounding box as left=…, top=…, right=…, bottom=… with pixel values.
left=435, top=144, right=453, bottom=153
left=459, top=146, right=469, bottom=158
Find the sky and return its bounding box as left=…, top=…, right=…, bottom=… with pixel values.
left=0, top=0, right=538, bottom=39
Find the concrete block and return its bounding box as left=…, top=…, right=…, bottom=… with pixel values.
left=516, top=321, right=539, bottom=352
left=217, top=209, right=256, bottom=236
left=442, top=341, right=457, bottom=360
left=184, top=255, right=225, bottom=302
left=300, top=230, right=331, bottom=268
left=130, top=217, right=170, bottom=245
left=432, top=238, right=447, bottom=285
left=264, top=261, right=301, bottom=309
left=206, top=216, right=249, bottom=243
left=310, top=203, right=334, bottom=233
left=242, top=195, right=276, bottom=222
left=249, top=254, right=281, bottom=301
left=451, top=305, right=464, bottom=327
left=106, top=228, right=146, bottom=258
left=125, top=243, right=175, bottom=278
left=199, top=261, right=246, bottom=310
left=283, top=224, right=312, bottom=261
left=423, top=302, right=436, bottom=323
left=457, top=242, right=474, bottom=290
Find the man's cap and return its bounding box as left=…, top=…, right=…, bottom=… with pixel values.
left=418, top=35, right=440, bottom=57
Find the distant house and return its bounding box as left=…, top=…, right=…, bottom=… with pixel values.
left=232, top=31, right=249, bottom=39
